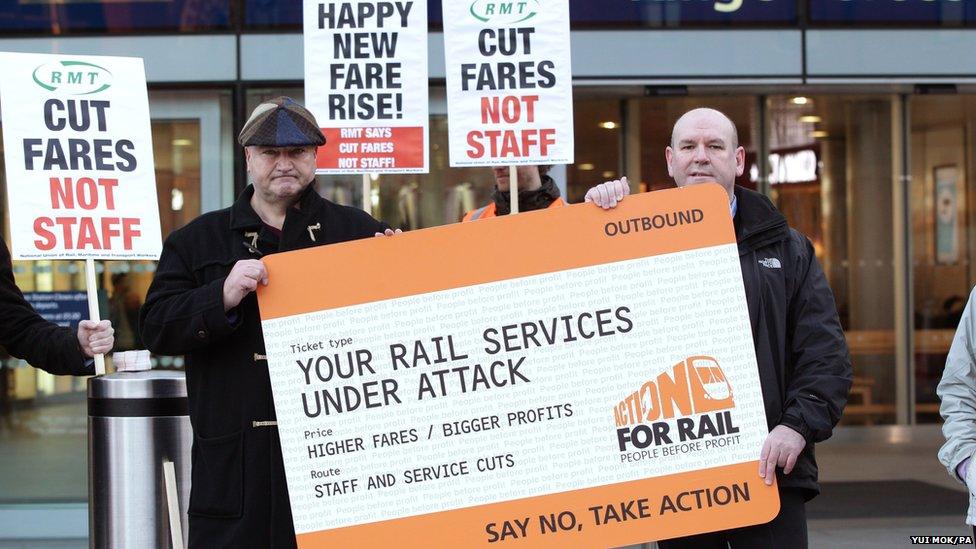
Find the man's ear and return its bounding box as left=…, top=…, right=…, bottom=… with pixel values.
left=665, top=147, right=675, bottom=178
left=734, top=146, right=745, bottom=176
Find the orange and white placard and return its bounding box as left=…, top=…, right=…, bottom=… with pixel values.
left=442, top=0, right=574, bottom=167
left=0, top=52, right=161, bottom=260
left=304, top=0, right=429, bottom=174
left=258, top=184, right=778, bottom=548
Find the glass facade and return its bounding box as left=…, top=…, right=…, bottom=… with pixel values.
left=1, top=0, right=974, bottom=513
left=0, top=0, right=231, bottom=33
left=568, top=0, right=796, bottom=27
left=808, top=0, right=976, bottom=25
left=910, top=94, right=976, bottom=422
left=245, top=0, right=798, bottom=30
left=767, top=94, right=900, bottom=425
left=8, top=0, right=976, bottom=34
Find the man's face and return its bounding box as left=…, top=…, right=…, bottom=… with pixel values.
left=492, top=165, right=542, bottom=192
left=665, top=110, right=744, bottom=198
left=245, top=145, right=317, bottom=205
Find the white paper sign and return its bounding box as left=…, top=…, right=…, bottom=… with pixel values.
left=0, top=52, right=161, bottom=260
left=304, top=0, right=429, bottom=174
left=443, top=0, right=574, bottom=167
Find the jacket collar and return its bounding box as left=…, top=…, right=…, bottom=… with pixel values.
left=733, top=185, right=790, bottom=255
left=229, top=185, right=262, bottom=231
left=229, top=183, right=326, bottom=232
left=491, top=175, right=562, bottom=215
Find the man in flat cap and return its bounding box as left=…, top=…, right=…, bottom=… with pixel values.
left=141, top=97, right=390, bottom=548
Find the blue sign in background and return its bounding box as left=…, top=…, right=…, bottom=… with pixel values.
left=809, top=0, right=976, bottom=24
left=23, top=292, right=90, bottom=330
left=245, top=0, right=796, bottom=28
left=6, top=0, right=976, bottom=33
left=568, top=0, right=796, bottom=25
left=0, top=0, right=230, bottom=33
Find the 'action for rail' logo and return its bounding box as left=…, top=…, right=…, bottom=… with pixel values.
left=614, top=356, right=739, bottom=453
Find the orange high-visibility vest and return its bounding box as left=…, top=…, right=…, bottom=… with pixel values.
left=462, top=197, right=565, bottom=222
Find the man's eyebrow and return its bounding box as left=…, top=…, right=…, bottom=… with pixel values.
left=674, top=136, right=730, bottom=148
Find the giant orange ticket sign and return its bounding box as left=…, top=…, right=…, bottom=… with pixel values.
left=257, top=183, right=779, bottom=548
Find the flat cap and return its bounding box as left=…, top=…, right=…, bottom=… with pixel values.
left=238, top=96, right=326, bottom=147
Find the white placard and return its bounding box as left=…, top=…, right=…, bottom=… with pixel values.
left=443, top=0, right=574, bottom=167
left=0, top=52, right=161, bottom=260
left=304, top=0, right=429, bottom=174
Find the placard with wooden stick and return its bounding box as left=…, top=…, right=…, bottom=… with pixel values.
left=0, top=52, right=163, bottom=376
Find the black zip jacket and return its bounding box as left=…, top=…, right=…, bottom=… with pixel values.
left=733, top=185, right=852, bottom=499
left=0, top=235, right=90, bottom=375
left=140, top=184, right=388, bottom=548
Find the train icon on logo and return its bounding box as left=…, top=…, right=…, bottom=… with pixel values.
left=614, top=356, right=739, bottom=452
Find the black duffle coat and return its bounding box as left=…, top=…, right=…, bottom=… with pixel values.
left=140, top=184, right=388, bottom=548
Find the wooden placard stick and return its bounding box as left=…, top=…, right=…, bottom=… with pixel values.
left=509, top=165, right=519, bottom=214
left=163, top=460, right=185, bottom=549
left=85, top=259, right=105, bottom=376
left=85, top=259, right=106, bottom=376
left=362, top=174, right=372, bottom=214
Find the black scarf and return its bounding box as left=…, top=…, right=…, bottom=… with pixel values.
left=491, top=175, right=561, bottom=216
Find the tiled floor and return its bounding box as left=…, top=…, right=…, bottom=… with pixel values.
left=0, top=424, right=970, bottom=547
left=0, top=541, right=85, bottom=548
left=810, top=516, right=970, bottom=548
left=807, top=425, right=971, bottom=548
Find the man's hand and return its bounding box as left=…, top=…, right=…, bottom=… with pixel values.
left=584, top=176, right=630, bottom=209
left=759, top=424, right=807, bottom=485
left=223, top=259, right=268, bottom=312
left=78, top=320, right=114, bottom=357
left=374, top=228, right=403, bottom=237
left=958, top=457, right=973, bottom=491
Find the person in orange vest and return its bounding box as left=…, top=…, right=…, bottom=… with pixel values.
left=462, top=165, right=564, bottom=221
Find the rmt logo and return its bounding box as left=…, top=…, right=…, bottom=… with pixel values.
left=32, top=60, right=112, bottom=95
left=468, top=0, right=539, bottom=24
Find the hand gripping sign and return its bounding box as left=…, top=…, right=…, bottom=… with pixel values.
left=0, top=52, right=162, bottom=373
left=257, top=184, right=778, bottom=548
left=304, top=0, right=429, bottom=175
left=442, top=0, right=574, bottom=167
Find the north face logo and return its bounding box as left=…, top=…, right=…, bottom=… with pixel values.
left=758, top=257, right=782, bottom=269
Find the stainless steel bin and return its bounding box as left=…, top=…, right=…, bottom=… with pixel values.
left=88, top=370, right=191, bottom=548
